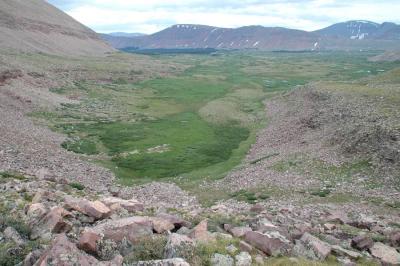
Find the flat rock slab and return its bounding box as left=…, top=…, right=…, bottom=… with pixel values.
left=369, top=242, right=400, bottom=265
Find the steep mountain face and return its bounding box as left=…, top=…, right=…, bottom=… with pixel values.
left=104, top=24, right=321, bottom=51
left=316, top=20, right=400, bottom=40
left=0, top=0, right=114, bottom=56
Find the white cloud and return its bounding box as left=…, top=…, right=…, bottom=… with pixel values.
left=48, top=0, right=400, bottom=33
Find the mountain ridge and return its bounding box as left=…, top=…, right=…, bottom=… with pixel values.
left=102, top=21, right=400, bottom=51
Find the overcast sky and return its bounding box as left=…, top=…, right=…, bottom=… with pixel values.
left=47, top=0, right=400, bottom=34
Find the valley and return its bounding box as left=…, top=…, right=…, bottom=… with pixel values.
left=30, top=50, right=398, bottom=190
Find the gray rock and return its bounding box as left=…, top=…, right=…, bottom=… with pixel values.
left=298, top=233, right=331, bottom=260
left=369, top=242, right=400, bottom=265
left=226, top=244, right=238, bottom=254
left=211, top=253, right=234, bottom=266
left=235, top=252, right=252, bottom=266
left=164, top=233, right=194, bottom=259
left=4, top=226, right=25, bottom=246
left=133, top=258, right=190, bottom=266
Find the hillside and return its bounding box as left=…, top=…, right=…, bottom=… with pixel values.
left=0, top=0, right=114, bottom=56
left=370, top=50, right=400, bottom=62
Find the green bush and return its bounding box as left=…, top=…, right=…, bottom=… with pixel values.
left=123, top=236, right=167, bottom=263
left=69, top=182, right=85, bottom=191
left=61, top=138, right=98, bottom=155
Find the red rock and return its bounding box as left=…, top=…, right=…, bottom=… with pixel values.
left=64, top=197, right=111, bottom=220
left=244, top=231, right=289, bottom=256
left=150, top=217, right=175, bottom=234
left=165, top=233, right=194, bottom=259
left=229, top=227, right=252, bottom=238
left=100, top=197, right=144, bottom=212
left=239, top=241, right=253, bottom=253
left=87, top=216, right=153, bottom=244
left=351, top=235, right=374, bottom=251
left=31, top=207, right=72, bottom=240
left=79, top=232, right=101, bottom=254
left=35, top=234, right=122, bottom=266
left=189, top=220, right=214, bottom=242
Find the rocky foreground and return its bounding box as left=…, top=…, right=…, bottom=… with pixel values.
left=1, top=173, right=399, bottom=266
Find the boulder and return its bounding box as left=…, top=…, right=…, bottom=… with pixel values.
left=351, top=235, right=374, bottom=251
left=239, top=240, right=253, bottom=252
left=211, top=253, right=234, bottom=266
left=157, top=213, right=191, bottom=229
left=79, top=231, right=102, bottom=254
left=349, top=215, right=377, bottom=230
left=229, top=226, right=252, bottom=238
left=256, top=218, right=278, bottom=232
left=65, top=197, right=111, bottom=220
left=331, top=245, right=361, bottom=259
left=164, top=233, right=194, bottom=259
left=189, top=220, right=214, bottom=242
left=244, top=231, right=289, bottom=256
left=369, top=242, right=400, bottom=265
left=150, top=217, right=175, bottom=234
left=100, top=197, right=144, bottom=212
left=31, top=207, right=72, bottom=240
left=299, top=233, right=331, bottom=260
left=135, top=258, right=190, bottom=266
left=4, top=226, right=25, bottom=246
left=34, top=234, right=123, bottom=266
left=31, top=190, right=54, bottom=204
left=86, top=216, right=153, bottom=244
left=235, top=252, right=252, bottom=266
left=26, top=203, right=47, bottom=221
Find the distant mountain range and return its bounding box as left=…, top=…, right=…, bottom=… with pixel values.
left=108, top=32, right=147, bottom=38
left=101, top=21, right=400, bottom=51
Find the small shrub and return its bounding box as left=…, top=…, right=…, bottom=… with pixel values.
left=123, top=236, right=167, bottom=263
left=0, top=171, right=26, bottom=181
left=69, top=182, right=85, bottom=191
left=310, top=188, right=331, bottom=197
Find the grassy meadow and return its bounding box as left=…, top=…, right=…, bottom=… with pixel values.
left=32, top=50, right=399, bottom=185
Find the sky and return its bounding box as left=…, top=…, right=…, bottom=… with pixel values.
left=47, top=0, right=400, bottom=34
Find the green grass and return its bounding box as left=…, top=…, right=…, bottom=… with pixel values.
left=31, top=50, right=399, bottom=188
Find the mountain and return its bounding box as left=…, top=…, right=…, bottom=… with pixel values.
left=108, top=32, right=147, bottom=37
left=315, top=20, right=400, bottom=40
left=370, top=50, right=400, bottom=62
left=102, top=21, right=400, bottom=51
left=0, top=0, right=114, bottom=56
left=103, top=24, right=321, bottom=51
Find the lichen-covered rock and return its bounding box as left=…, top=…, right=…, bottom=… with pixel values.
left=235, top=252, right=252, bottom=266
left=189, top=220, right=214, bottom=242
left=4, top=226, right=25, bottom=246
left=164, top=233, right=194, bottom=259
left=30, top=207, right=72, bottom=240
left=244, top=231, right=290, bottom=256
left=297, top=233, right=331, bottom=260
left=211, top=253, right=234, bottom=266
left=34, top=234, right=123, bottom=266
left=135, top=258, right=190, bottom=266
left=369, top=242, right=400, bottom=265
left=85, top=216, right=153, bottom=244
